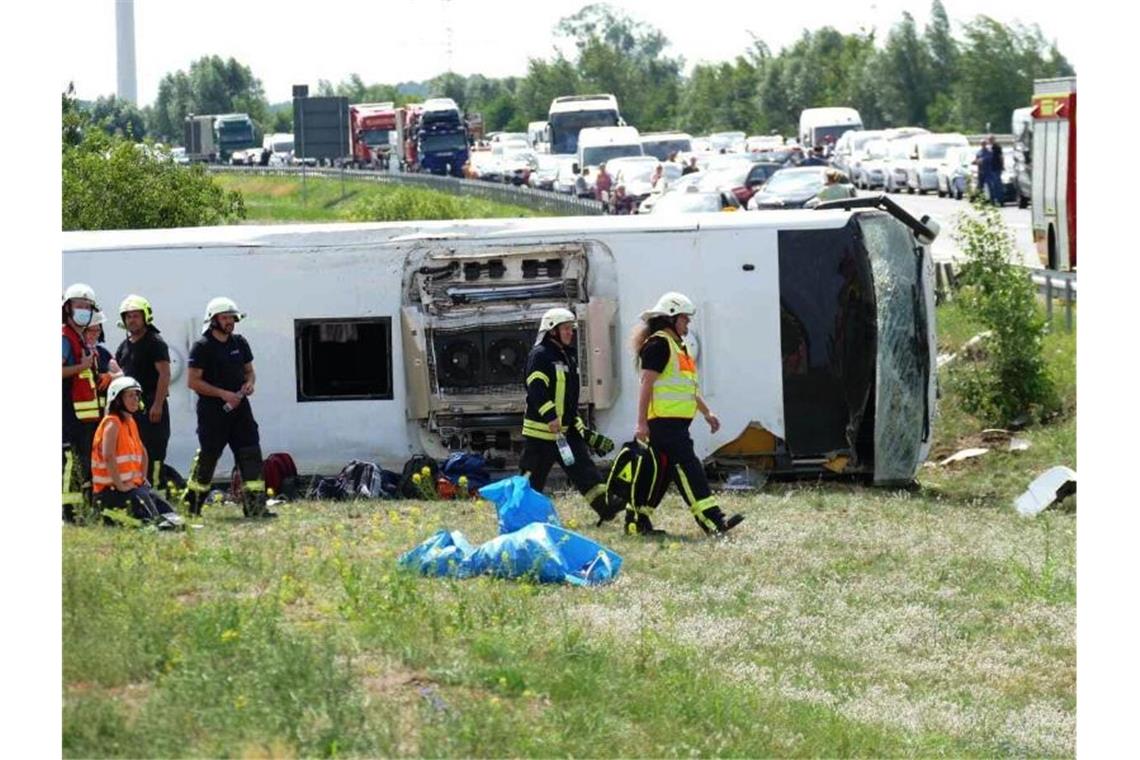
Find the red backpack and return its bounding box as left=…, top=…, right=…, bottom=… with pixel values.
left=231, top=452, right=298, bottom=500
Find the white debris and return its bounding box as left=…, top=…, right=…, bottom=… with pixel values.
left=1015, top=466, right=1077, bottom=517
left=939, top=448, right=990, bottom=466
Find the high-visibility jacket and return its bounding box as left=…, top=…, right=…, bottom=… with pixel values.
left=63, top=325, right=101, bottom=422
left=645, top=329, right=699, bottom=420
left=521, top=336, right=584, bottom=441
left=91, top=413, right=146, bottom=493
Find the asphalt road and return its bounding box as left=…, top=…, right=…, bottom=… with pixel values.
left=854, top=189, right=1037, bottom=267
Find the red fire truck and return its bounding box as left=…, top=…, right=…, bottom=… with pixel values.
left=395, top=104, right=423, bottom=172
left=1030, top=77, right=1076, bottom=271
left=350, top=102, right=397, bottom=169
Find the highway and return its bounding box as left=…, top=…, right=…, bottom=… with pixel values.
left=855, top=189, right=1037, bottom=267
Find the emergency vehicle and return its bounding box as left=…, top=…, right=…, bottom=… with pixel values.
left=1030, top=77, right=1076, bottom=271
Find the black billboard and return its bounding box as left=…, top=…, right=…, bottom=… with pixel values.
left=293, top=95, right=349, bottom=161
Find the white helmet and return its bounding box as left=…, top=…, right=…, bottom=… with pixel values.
left=639, top=291, right=696, bottom=321
left=202, top=296, right=245, bottom=332
left=536, top=307, right=576, bottom=343
left=86, top=310, right=106, bottom=328
left=106, top=376, right=142, bottom=409
left=62, top=282, right=98, bottom=309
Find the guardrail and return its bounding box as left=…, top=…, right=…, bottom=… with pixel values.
left=205, top=164, right=605, bottom=216
left=935, top=262, right=1076, bottom=331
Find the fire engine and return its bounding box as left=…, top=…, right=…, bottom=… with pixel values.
left=1030, top=77, right=1076, bottom=271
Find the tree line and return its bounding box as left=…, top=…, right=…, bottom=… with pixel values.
left=77, top=1, right=1073, bottom=146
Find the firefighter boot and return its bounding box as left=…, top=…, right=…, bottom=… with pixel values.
left=624, top=507, right=667, bottom=536
left=589, top=490, right=625, bottom=527
left=694, top=505, right=745, bottom=536
left=237, top=446, right=276, bottom=518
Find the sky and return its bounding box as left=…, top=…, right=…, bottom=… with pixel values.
left=59, top=0, right=1082, bottom=107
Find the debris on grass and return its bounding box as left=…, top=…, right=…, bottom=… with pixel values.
left=1015, top=466, right=1077, bottom=517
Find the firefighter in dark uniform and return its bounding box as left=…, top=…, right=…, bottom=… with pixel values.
left=520, top=308, right=624, bottom=525
left=62, top=283, right=102, bottom=520
left=183, top=297, right=273, bottom=518
left=114, top=294, right=173, bottom=497
left=633, top=292, right=744, bottom=536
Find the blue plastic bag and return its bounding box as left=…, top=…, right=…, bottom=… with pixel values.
left=478, top=475, right=560, bottom=534
left=466, top=523, right=622, bottom=586
left=397, top=524, right=622, bottom=586
left=397, top=529, right=475, bottom=577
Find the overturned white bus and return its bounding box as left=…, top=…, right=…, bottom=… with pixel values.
left=62, top=197, right=937, bottom=485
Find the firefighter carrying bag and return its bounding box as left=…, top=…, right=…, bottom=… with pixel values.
left=605, top=440, right=670, bottom=512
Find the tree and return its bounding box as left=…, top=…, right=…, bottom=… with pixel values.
left=514, top=56, right=581, bottom=124
left=62, top=88, right=245, bottom=230
left=89, top=95, right=147, bottom=140
left=879, top=12, right=933, bottom=126
left=553, top=3, right=684, bottom=130
left=956, top=17, right=1074, bottom=132
left=149, top=56, right=269, bottom=143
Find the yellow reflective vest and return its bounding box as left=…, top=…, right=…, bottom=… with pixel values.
left=645, top=330, right=699, bottom=420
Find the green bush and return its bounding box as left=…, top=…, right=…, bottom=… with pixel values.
left=951, top=199, right=1058, bottom=424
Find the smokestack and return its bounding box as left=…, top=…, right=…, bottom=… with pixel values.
left=115, top=0, right=137, bottom=104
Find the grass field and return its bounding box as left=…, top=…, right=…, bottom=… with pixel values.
left=211, top=175, right=546, bottom=224
left=62, top=303, right=1076, bottom=758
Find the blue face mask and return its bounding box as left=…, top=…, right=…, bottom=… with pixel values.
left=72, top=308, right=93, bottom=327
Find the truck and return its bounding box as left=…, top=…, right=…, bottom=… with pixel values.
left=350, top=102, right=398, bottom=169
left=799, top=107, right=863, bottom=151
left=213, top=113, right=258, bottom=164
left=394, top=100, right=469, bottom=177
left=546, top=94, right=623, bottom=156
left=183, top=115, right=217, bottom=163
left=63, top=197, right=939, bottom=485
left=1029, top=77, right=1076, bottom=270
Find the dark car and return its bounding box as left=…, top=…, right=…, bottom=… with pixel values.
left=747, top=167, right=853, bottom=209
left=698, top=160, right=784, bottom=205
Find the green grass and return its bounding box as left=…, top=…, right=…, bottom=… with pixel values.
left=212, top=174, right=548, bottom=224
left=62, top=302, right=1076, bottom=757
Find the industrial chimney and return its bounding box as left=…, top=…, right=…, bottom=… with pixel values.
left=115, top=0, right=137, bottom=104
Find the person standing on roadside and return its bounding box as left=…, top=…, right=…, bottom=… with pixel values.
left=62, top=283, right=102, bottom=520
left=183, top=297, right=274, bottom=519
left=114, top=295, right=173, bottom=494
left=594, top=162, right=613, bottom=212
left=987, top=135, right=1005, bottom=206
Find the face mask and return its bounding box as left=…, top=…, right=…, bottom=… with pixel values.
left=72, top=308, right=93, bottom=327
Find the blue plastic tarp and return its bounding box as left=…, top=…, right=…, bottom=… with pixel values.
left=397, top=524, right=622, bottom=586
left=478, top=475, right=560, bottom=534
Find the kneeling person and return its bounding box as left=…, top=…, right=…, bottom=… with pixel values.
left=520, top=308, right=623, bottom=525
left=92, top=377, right=182, bottom=528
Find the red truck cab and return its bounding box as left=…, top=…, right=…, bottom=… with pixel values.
left=350, top=102, right=397, bottom=169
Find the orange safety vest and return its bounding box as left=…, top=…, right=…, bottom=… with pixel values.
left=91, top=414, right=146, bottom=493
left=63, top=324, right=101, bottom=421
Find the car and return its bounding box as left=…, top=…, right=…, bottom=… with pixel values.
left=747, top=166, right=853, bottom=210
left=852, top=139, right=888, bottom=189
left=468, top=151, right=505, bottom=183
left=746, top=135, right=784, bottom=153
left=833, top=129, right=885, bottom=182
left=905, top=134, right=969, bottom=194
left=640, top=131, right=693, bottom=161
left=169, top=146, right=189, bottom=165
left=607, top=155, right=663, bottom=208
left=500, top=149, right=539, bottom=185
left=883, top=136, right=918, bottom=193
left=709, top=131, right=747, bottom=154
left=698, top=159, right=783, bottom=205
left=552, top=158, right=581, bottom=194
left=648, top=186, right=743, bottom=214
left=527, top=153, right=562, bottom=190
left=936, top=146, right=974, bottom=200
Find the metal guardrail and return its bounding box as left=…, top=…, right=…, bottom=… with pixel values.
left=206, top=164, right=605, bottom=216
left=935, top=262, right=1076, bottom=331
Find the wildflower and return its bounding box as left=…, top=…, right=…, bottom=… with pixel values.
left=221, top=629, right=239, bottom=643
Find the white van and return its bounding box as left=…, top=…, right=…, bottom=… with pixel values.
left=799, top=107, right=863, bottom=150
left=577, top=126, right=643, bottom=173
left=527, top=120, right=549, bottom=153
left=261, top=132, right=295, bottom=165
left=906, top=133, right=970, bottom=194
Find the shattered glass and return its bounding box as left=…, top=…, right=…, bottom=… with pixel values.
left=861, top=213, right=929, bottom=485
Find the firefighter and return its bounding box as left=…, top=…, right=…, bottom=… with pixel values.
left=62, top=283, right=102, bottom=521
left=114, top=295, right=173, bottom=497
left=520, top=307, right=624, bottom=525
left=183, top=297, right=274, bottom=518
left=631, top=292, right=744, bottom=536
